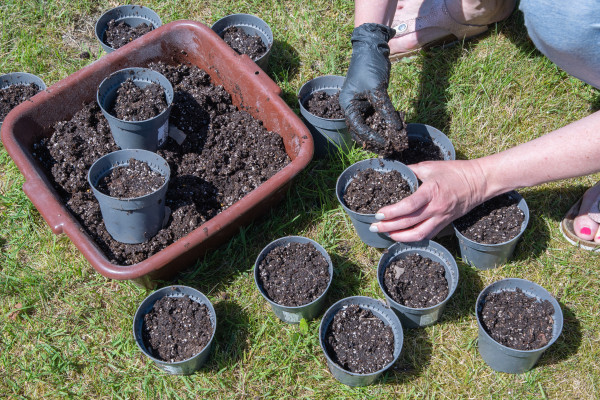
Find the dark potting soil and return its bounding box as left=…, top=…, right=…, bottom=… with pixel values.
left=96, top=158, right=165, bottom=199
left=325, top=304, right=395, bottom=374
left=384, top=253, right=448, bottom=308
left=479, top=288, right=554, bottom=350
left=303, top=91, right=344, bottom=119
left=109, top=80, right=168, bottom=121
left=32, top=62, right=290, bottom=265
left=0, top=83, right=42, bottom=121
left=103, top=19, right=153, bottom=50
left=390, top=137, right=445, bottom=164
left=257, top=242, right=330, bottom=307
left=355, top=107, right=408, bottom=157
left=343, top=167, right=412, bottom=214
left=455, top=193, right=525, bottom=244
left=222, top=26, right=267, bottom=61
left=142, top=295, right=213, bottom=362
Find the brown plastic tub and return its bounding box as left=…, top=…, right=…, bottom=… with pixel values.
left=1, top=20, right=313, bottom=288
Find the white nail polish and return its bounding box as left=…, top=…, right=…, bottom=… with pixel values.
left=369, top=225, right=379, bottom=233
left=375, top=213, right=385, bottom=220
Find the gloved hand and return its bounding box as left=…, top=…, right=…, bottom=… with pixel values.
left=339, top=23, right=404, bottom=148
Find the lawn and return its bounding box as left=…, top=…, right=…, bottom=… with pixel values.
left=1, top=1, right=599, bottom=399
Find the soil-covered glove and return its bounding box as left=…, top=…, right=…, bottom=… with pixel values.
left=339, top=23, right=404, bottom=148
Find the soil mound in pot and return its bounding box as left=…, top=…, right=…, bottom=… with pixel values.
left=32, top=62, right=290, bottom=265
left=343, top=168, right=412, bottom=214
left=104, top=19, right=153, bottom=50
left=257, top=242, right=330, bottom=307
left=222, top=26, right=267, bottom=61
left=109, top=79, right=168, bottom=121
left=390, top=137, right=445, bottom=164
left=455, top=193, right=525, bottom=244
left=96, top=158, right=165, bottom=198
left=383, top=253, right=449, bottom=308
left=142, top=295, right=213, bottom=362
left=353, top=106, right=408, bottom=157
left=0, top=83, right=42, bottom=121
left=303, top=91, right=344, bottom=119
left=325, top=304, right=395, bottom=374
left=479, top=288, right=554, bottom=350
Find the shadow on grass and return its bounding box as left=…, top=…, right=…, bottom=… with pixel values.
left=269, top=38, right=300, bottom=83
left=386, top=328, right=432, bottom=384
left=536, top=301, right=581, bottom=368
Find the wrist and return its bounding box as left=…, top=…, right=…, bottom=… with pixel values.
left=353, top=23, right=396, bottom=43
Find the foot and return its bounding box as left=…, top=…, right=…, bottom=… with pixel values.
left=573, top=182, right=600, bottom=243
left=389, top=0, right=516, bottom=56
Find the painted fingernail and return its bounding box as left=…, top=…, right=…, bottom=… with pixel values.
left=580, top=227, right=592, bottom=235
left=369, top=224, right=379, bottom=233
left=375, top=213, right=385, bottom=220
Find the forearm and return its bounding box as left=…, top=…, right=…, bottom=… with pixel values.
left=354, top=0, right=397, bottom=26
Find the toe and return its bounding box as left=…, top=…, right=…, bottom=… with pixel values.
left=573, top=214, right=599, bottom=241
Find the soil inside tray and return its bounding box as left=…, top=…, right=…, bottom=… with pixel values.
left=390, top=137, right=446, bottom=164
left=454, top=193, right=525, bottom=244
left=343, top=167, right=412, bottom=214
left=96, top=158, right=165, bottom=198
left=384, top=253, right=449, bottom=308
left=103, top=19, right=153, bottom=50
left=222, top=26, right=267, bottom=61
left=0, top=83, right=42, bottom=121
left=325, top=304, right=395, bottom=374
left=353, top=106, right=408, bottom=157
left=109, top=79, right=168, bottom=121
left=479, top=288, right=554, bottom=350
left=142, top=295, right=213, bottom=362
left=32, top=61, right=290, bottom=265
left=303, top=91, right=344, bottom=119
left=257, top=242, right=330, bottom=307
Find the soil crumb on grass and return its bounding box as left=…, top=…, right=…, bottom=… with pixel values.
left=110, top=79, right=168, bottom=121
left=343, top=167, right=412, bottom=214
left=0, top=83, right=42, bottom=121
left=303, top=91, right=344, bottom=119
left=104, top=19, right=153, bottom=50
left=222, top=26, right=267, bottom=61
left=96, top=158, right=165, bottom=198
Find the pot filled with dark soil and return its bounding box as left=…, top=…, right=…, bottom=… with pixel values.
left=254, top=236, right=333, bottom=323
left=97, top=67, right=173, bottom=152
left=377, top=240, right=459, bottom=328
left=211, top=14, right=273, bottom=72
left=476, top=278, right=563, bottom=374
left=133, top=285, right=216, bottom=375
left=0, top=72, right=46, bottom=129
left=390, top=123, right=455, bottom=163
left=95, top=5, right=162, bottom=53
left=88, top=149, right=170, bottom=244
left=336, top=158, right=418, bottom=248
left=319, top=296, right=403, bottom=386
left=453, top=191, right=529, bottom=269
left=297, top=75, right=350, bottom=157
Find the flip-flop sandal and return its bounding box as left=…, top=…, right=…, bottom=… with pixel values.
left=559, top=197, right=600, bottom=251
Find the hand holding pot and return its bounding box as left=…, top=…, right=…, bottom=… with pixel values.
left=339, top=23, right=403, bottom=147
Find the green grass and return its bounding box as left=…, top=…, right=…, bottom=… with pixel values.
left=2, top=0, right=600, bottom=398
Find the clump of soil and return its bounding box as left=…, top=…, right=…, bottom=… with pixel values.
left=96, top=158, right=165, bottom=199
left=354, top=107, right=408, bottom=157
left=33, top=62, right=290, bottom=265
left=303, top=91, right=344, bottom=119
left=0, top=83, right=42, bottom=121
left=257, top=242, right=330, bottom=307
left=325, top=304, right=395, bottom=374
left=390, top=137, right=446, bottom=164
left=142, top=295, right=213, bottom=362
left=222, top=26, right=267, bottom=61
left=109, top=79, right=168, bottom=121
left=455, top=193, right=525, bottom=244
left=383, top=253, right=449, bottom=308
left=479, top=288, right=554, bottom=350
left=104, top=19, right=153, bottom=50
left=343, top=167, right=412, bottom=214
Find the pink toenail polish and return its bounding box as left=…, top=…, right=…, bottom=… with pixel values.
left=580, top=227, right=592, bottom=235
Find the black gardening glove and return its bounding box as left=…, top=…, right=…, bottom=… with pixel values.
left=339, top=23, right=404, bottom=147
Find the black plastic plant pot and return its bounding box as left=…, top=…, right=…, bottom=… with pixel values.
left=254, top=236, right=334, bottom=323
left=133, top=285, right=217, bottom=375
left=453, top=191, right=529, bottom=270
left=97, top=67, right=174, bottom=152
left=319, top=296, right=404, bottom=387
left=297, top=75, right=350, bottom=158
left=87, top=149, right=170, bottom=244
left=336, top=158, right=418, bottom=248
left=406, top=123, right=455, bottom=160
left=377, top=240, right=459, bottom=328
left=0, top=72, right=46, bottom=130
left=95, top=5, right=162, bottom=53
left=211, top=13, right=273, bottom=72
left=476, top=278, right=563, bottom=374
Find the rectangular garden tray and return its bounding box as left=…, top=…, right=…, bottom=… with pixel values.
left=1, top=20, right=313, bottom=288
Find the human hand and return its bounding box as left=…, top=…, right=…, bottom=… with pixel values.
left=339, top=23, right=404, bottom=148
left=369, top=159, right=490, bottom=242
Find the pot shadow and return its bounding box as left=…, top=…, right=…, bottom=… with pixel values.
left=268, top=38, right=301, bottom=106
left=535, top=301, right=581, bottom=368
left=384, top=327, right=432, bottom=384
